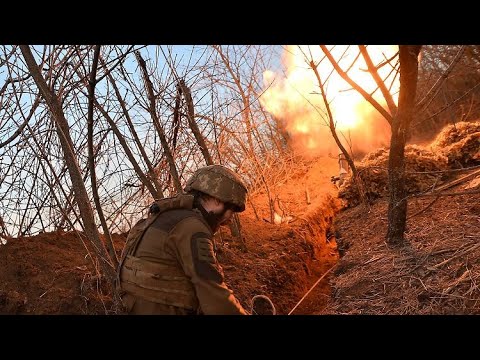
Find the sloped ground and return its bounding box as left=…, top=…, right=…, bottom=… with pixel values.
left=0, top=231, right=125, bottom=314
left=322, top=120, right=480, bottom=314
left=324, top=178, right=480, bottom=314
left=0, top=156, right=340, bottom=315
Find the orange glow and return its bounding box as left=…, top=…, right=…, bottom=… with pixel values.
left=261, top=45, right=399, bottom=157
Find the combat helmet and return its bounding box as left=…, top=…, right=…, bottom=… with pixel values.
left=184, top=165, right=247, bottom=212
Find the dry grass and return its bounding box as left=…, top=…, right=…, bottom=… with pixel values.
left=324, top=186, right=480, bottom=314
left=339, top=145, right=449, bottom=207
left=339, top=120, right=480, bottom=208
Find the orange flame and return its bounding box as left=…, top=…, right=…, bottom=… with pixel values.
left=261, top=45, right=399, bottom=157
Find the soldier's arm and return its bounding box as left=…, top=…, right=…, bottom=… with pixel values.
left=172, top=218, right=248, bottom=315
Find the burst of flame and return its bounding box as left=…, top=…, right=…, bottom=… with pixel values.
left=261, top=45, right=399, bottom=156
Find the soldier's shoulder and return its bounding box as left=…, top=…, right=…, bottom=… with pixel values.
left=152, top=208, right=209, bottom=234
left=175, top=210, right=211, bottom=232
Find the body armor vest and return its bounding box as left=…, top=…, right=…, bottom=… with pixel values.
left=117, top=194, right=201, bottom=310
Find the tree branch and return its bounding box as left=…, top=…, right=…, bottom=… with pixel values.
left=135, top=51, right=182, bottom=193
left=101, top=56, right=165, bottom=199
left=320, top=45, right=393, bottom=124
left=416, top=45, right=466, bottom=111
left=87, top=45, right=119, bottom=269
left=177, top=79, right=213, bottom=165
left=20, top=45, right=118, bottom=294
left=0, top=94, right=40, bottom=149
left=359, top=45, right=398, bottom=116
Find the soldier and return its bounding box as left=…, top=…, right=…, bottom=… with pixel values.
left=338, top=152, right=350, bottom=187
left=117, top=164, right=249, bottom=315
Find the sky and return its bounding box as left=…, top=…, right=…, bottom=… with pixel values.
left=2, top=44, right=406, bottom=236
left=0, top=45, right=284, bottom=237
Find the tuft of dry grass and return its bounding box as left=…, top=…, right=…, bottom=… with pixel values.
left=339, top=120, right=480, bottom=208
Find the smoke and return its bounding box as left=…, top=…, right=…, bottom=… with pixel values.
left=261, top=45, right=398, bottom=158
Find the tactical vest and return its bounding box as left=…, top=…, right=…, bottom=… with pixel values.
left=117, top=194, right=200, bottom=311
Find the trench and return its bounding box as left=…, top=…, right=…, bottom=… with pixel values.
left=223, top=189, right=341, bottom=315
left=285, top=195, right=340, bottom=315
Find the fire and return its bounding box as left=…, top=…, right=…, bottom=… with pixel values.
left=261, top=45, right=399, bottom=157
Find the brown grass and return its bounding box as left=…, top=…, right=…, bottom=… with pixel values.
left=324, top=179, right=480, bottom=314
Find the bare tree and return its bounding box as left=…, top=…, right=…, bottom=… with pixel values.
left=2, top=44, right=475, bottom=263
left=19, top=46, right=118, bottom=287
left=205, top=45, right=285, bottom=223
left=305, top=54, right=364, bottom=203
left=319, top=45, right=422, bottom=245
left=413, top=45, right=478, bottom=140
left=386, top=46, right=422, bottom=244
left=1, top=45, right=227, bottom=246
left=86, top=45, right=118, bottom=269
left=136, top=51, right=181, bottom=193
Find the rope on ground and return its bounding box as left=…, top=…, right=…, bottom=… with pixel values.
left=288, top=264, right=336, bottom=315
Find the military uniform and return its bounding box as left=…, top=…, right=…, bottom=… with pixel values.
left=118, top=194, right=247, bottom=315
